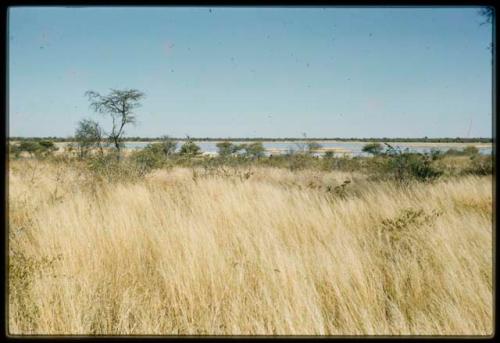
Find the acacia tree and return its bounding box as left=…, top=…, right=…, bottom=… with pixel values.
left=85, top=89, right=145, bottom=159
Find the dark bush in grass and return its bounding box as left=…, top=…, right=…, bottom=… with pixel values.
left=379, top=144, right=443, bottom=183
left=463, top=155, right=493, bottom=176
left=179, top=140, right=201, bottom=157
left=323, top=151, right=335, bottom=159
left=362, top=142, right=384, bottom=156
left=429, top=148, right=444, bottom=161
left=11, top=140, right=58, bottom=158
left=130, top=146, right=165, bottom=174
left=216, top=141, right=243, bottom=157
left=156, top=136, right=178, bottom=156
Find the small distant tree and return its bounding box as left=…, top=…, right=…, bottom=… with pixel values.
left=179, top=138, right=201, bottom=157
left=243, top=142, right=265, bottom=158
left=362, top=142, right=384, bottom=156
left=85, top=89, right=145, bottom=159
left=75, top=119, right=104, bottom=158
left=157, top=135, right=177, bottom=156
left=216, top=141, right=233, bottom=157
left=216, top=141, right=242, bottom=157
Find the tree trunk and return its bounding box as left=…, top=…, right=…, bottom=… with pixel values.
left=114, top=138, right=121, bottom=161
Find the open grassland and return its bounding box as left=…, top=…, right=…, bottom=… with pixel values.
left=8, top=159, right=493, bottom=335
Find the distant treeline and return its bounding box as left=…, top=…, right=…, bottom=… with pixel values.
left=8, top=136, right=494, bottom=143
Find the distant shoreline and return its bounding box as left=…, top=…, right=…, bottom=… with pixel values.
left=9, top=140, right=493, bottom=149
left=8, top=137, right=493, bottom=144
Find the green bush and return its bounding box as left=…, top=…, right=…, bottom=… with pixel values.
left=216, top=141, right=242, bottom=157
left=241, top=142, right=265, bottom=159
left=156, top=136, right=178, bottom=156
left=131, top=147, right=164, bottom=174
left=323, top=151, right=335, bottom=159
left=179, top=140, right=201, bottom=157
left=429, top=148, right=444, bottom=161
left=376, top=144, right=443, bottom=183
left=10, top=140, right=58, bottom=158
left=362, top=142, right=384, bottom=156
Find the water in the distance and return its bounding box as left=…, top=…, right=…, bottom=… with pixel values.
left=123, top=141, right=492, bottom=157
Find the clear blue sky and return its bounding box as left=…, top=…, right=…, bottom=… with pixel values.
left=8, top=6, right=493, bottom=138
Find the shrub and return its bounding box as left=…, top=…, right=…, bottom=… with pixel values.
left=429, top=148, right=444, bottom=161
left=179, top=140, right=201, bottom=157
left=17, top=141, right=43, bottom=157
left=464, top=155, right=493, bottom=175
left=362, top=142, right=384, bottom=156
left=74, top=119, right=104, bottom=159
left=85, top=153, right=144, bottom=183
left=216, top=141, right=241, bottom=157
left=38, top=140, right=57, bottom=152
left=323, top=151, right=335, bottom=159
left=445, top=146, right=479, bottom=156
left=9, top=143, right=22, bottom=158
left=445, top=148, right=462, bottom=156
left=241, top=142, right=265, bottom=159
left=11, top=140, right=58, bottom=158
left=288, top=154, right=310, bottom=171
left=156, top=135, right=178, bottom=156
left=131, top=146, right=165, bottom=174
left=378, top=144, right=443, bottom=183
left=463, top=145, right=479, bottom=156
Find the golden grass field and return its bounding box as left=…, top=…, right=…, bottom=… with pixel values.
left=8, top=159, right=493, bottom=335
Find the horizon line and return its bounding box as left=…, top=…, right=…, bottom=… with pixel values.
left=7, top=136, right=493, bottom=141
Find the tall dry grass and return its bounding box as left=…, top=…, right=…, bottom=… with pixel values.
left=8, top=159, right=493, bottom=335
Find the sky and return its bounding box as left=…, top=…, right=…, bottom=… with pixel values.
left=8, top=6, right=493, bottom=138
